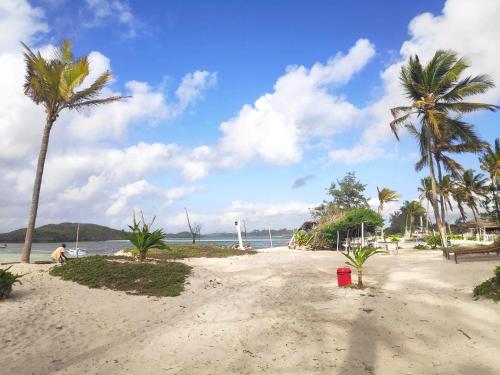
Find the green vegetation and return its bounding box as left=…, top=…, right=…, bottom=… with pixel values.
left=414, top=243, right=428, bottom=250
left=127, top=212, right=167, bottom=261
left=294, top=231, right=312, bottom=247
left=0, top=266, right=24, bottom=300
left=125, top=243, right=256, bottom=260
left=473, top=266, right=500, bottom=302
left=479, top=138, right=499, bottom=222
left=426, top=235, right=443, bottom=249
left=0, top=223, right=127, bottom=243
left=342, top=247, right=381, bottom=288
left=50, top=256, right=191, bottom=297
left=390, top=50, right=497, bottom=249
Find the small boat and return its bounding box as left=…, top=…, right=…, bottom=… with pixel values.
left=68, top=248, right=87, bottom=256
left=0, top=244, right=7, bottom=248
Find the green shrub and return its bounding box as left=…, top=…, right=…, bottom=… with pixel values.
left=0, top=266, right=23, bottom=300
left=294, top=231, right=312, bottom=246
left=473, top=266, right=500, bottom=302
left=426, top=235, right=442, bottom=249
left=389, top=235, right=400, bottom=243
left=414, top=243, right=428, bottom=250
left=494, top=237, right=500, bottom=246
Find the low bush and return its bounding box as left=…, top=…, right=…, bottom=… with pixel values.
left=124, top=243, right=257, bottom=260
left=426, top=235, right=442, bottom=249
left=473, top=266, right=500, bottom=302
left=0, top=266, right=23, bottom=300
left=50, top=256, right=191, bottom=297
left=414, top=244, right=428, bottom=250
left=294, top=231, right=312, bottom=247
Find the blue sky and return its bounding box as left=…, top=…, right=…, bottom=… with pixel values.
left=0, top=0, right=499, bottom=232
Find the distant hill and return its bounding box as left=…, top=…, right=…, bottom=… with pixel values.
left=0, top=223, right=128, bottom=243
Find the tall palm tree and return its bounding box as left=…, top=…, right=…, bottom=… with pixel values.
left=417, top=177, right=433, bottom=233
left=21, top=41, right=127, bottom=263
left=376, top=187, right=400, bottom=239
left=439, top=175, right=454, bottom=234
left=404, top=200, right=426, bottom=237
left=479, top=138, right=500, bottom=221
left=390, top=50, right=498, bottom=248
left=453, top=170, right=488, bottom=223
left=410, top=118, right=486, bottom=231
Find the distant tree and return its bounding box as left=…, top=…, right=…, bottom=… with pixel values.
left=20, top=40, right=127, bottom=263
left=479, top=138, right=500, bottom=221
left=314, top=172, right=369, bottom=218
left=376, top=187, right=400, bottom=239
left=184, top=208, right=202, bottom=244
left=324, top=208, right=383, bottom=246
left=452, top=169, right=488, bottom=223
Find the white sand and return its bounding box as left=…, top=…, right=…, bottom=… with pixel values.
left=1, top=248, right=499, bottom=374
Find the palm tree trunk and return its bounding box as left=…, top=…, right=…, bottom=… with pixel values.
left=436, top=158, right=447, bottom=236
left=492, top=181, right=500, bottom=221
left=21, top=118, right=54, bottom=263
left=426, top=142, right=447, bottom=248
left=444, top=204, right=452, bottom=235
left=357, top=268, right=363, bottom=288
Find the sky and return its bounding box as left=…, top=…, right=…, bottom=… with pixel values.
left=0, top=0, right=499, bottom=233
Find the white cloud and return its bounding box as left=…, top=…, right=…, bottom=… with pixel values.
left=163, top=200, right=315, bottom=233
left=0, top=0, right=48, bottom=52
left=216, top=39, right=375, bottom=168
left=84, top=0, right=137, bottom=37
left=330, top=0, right=500, bottom=164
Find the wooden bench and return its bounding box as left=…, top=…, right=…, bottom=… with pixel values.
left=453, top=246, right=500, bottom=264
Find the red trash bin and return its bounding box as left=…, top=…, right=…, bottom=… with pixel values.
left=337, top=267, right=352, bottom=287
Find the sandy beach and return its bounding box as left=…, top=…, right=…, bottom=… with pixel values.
left=1, top=248, right=499, bottom=375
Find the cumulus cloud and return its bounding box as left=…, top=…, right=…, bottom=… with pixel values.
left=216, top=39, right=375, bottom=168
left=0, top=0, right=217, bottom=231
left=330, top=0, right=500, bottom=164
left=83, top=0, right=137, bottom=37
left=291, top=175, right=316, bottom=189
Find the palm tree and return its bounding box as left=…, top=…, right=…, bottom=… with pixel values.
left=127, top=211, right=167, bottom=261
left=410, top=118, right=486, bottom=231
left=479, top=138, right=500, bottom=221
left=453, top=170, right=488, bottom=223
left=377, top=187, right=400, bottom=239
left=21, top=40, right=127, bottom=263
left=417, top=177, right=433, bottom=233
left=390, top=50, right=498, bottom=248
left=439, top=175, right=454, bottom=234
left=342, top=247, right=381, bottom=288
left=405, top=200, right=426, bottom=236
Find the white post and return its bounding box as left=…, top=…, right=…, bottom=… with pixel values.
left=75, top=223, right=80, bottom=258
left=268, top=223, right=273, bottom=248
left=336, top=230, right=339, bottom=251
left=235, top=220, right=244, bottom=250
left=361, top=222, right=365, bottom=248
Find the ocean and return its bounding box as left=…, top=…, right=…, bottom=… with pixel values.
left=0, top=236, right=290, bottom=263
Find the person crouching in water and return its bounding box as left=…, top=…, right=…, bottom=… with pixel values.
left=51, top=244, right=68, bottom=264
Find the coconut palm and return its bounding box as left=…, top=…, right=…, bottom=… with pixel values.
left=452, top=170, right=488, bottom=223
left=479, top=138, right=500, bottom=220
left=377, top=187, right=400, bottom=239
left=417, top=177, right=433, bottom=232
left=405, top=200, right=426, bottom=236
left=390, top=50, right=498, bottom=248
left=342, top=247, right=381, bottom=288
left=410, top=118, right=486, bottom=230
left=439, top=175, right=454, bottom=234
left=20, top=41, right=127, bottom=263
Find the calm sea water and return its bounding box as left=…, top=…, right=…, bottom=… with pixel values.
left=0, top=236, right=289, bottom=263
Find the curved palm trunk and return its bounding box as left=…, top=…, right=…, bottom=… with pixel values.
left=435, top=158, right=447, bottom=236
left=426, top=141, right=447, bottom=248
left=21, top=118, right=54, bottom=263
